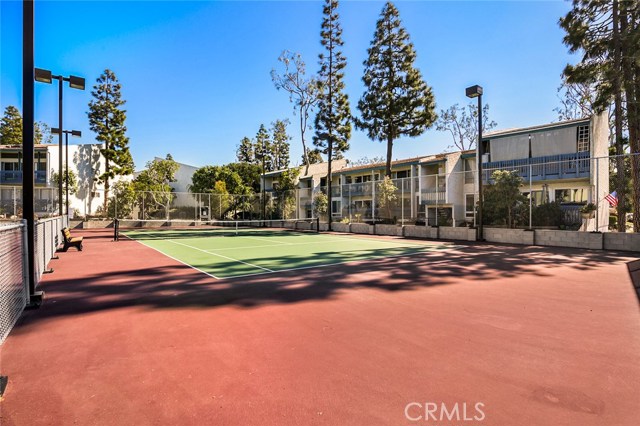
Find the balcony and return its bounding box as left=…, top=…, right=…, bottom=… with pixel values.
left=342, top=182, right=373, bottom=197
left=0, top=170, right=47, bottom=185
left=421, top=189, right=446, bottom=205
left=483, top=151, right=591, bottom=182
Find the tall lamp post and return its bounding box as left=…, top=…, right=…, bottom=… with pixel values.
left=261, top=137, right=266, bottom=223
left=51, top=128, right=81, bottom=216
left=466, top=84, right=485, bottom=241
left=34, top=68, right=85, bottom=217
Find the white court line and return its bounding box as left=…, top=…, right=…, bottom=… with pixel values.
left=120, top=234, right=222, bottom=280
left=222, top=244, right=456, bottom=280
left=167, top=239, right=275, bottom=273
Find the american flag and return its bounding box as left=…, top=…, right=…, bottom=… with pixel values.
left=605, top=191, right=618, bottom=207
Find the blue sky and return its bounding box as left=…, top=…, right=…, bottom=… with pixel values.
left=1, top=0, right=575, bottom=170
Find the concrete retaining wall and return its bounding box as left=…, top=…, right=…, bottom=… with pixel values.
left=350, top=223, right=372, bottom=234
left=603, top=232, right=640, bottom=252
left=439, top=227, right=475, bottom=242
left=375, top=224, right=402, bottom=236
left=404, top=226, right=431, bottom=239
left=331, top=223, right=351, bottom=233
left=484, top=228, right=535, bottom=245
left=535, top=229, right=604, bottom=250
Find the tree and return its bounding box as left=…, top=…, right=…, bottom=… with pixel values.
left=313, top=191, right=328, bottom=219
left=554, top=77, right=599, bottom=122
left=51, top=169, right=78, bottom=207
left=274, top=167, right=300, bottom=219
left=356, top=1, right=436, bottom=177
left=236, top=137, right=256, bottom=164
left=560, top=0, right=640, bottom=231
left=226, top=162, right=262, bottom=193
left=0, top=105, right=52, bottom=145
left=105, top=180, right=136, bottom=219
left=305, top=148, right=323, bottom=165
left=314, top=0, right=352, bottom=227
left=483, top=170, right=526, bottom=228
left=132, top=154, right=179, bottom=220
left=189, top=164, right=252, bottom=196
left=254, top=124, right=274, bottom=172
left=436, top=103, right=497, bottom=151
left=271, top=50, right=320, bottom=167
left=350, top=156, right=385, bottom=167
left=271, top=119, right=291, bottom=170
left=88, top=69, right=134, bottom=212
left=376, top=176, right=398, bottom=222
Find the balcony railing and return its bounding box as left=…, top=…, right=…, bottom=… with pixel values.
left=421, top=190, right=446, bottom=205
left=0, top=170, right=47, bottom=184
left=483, top=151, right=591, bottom=182
left=343, top=182, right=373, bottom=197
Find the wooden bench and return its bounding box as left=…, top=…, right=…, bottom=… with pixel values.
left=60, top=227, right=83, bottom=252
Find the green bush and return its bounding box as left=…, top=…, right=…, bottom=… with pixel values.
left=532, top=201, right=564, bottom=227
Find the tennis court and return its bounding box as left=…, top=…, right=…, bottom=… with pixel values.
left=121, top=220, right=454, bottom=279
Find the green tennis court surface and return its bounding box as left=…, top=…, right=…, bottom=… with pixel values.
left=123, top=227, right=452, bottom=279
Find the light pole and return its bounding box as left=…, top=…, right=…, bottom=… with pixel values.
left=466, top=84, right=485, bottom=241
left=35, top=68, right=85, bottom=217
left=262, top=138, right=266, bottom=223
left=51, top=128, right=81, bottom=216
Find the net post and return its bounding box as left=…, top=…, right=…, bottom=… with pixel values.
left=114, top=218, right=119, bottom=241
left=316, top=217, right=320, bottom=233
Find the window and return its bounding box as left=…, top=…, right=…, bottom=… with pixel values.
left=528, top=191, right=544, bottom=206
left=555, top=189, right=571, bottom=203
left=396, top=170, right=409, bottom=179
left=555, top=188, right=588, bottom=203
left=362, top=175, right=372, bottom=183
left=345, top=176, right=352, bottom=184
left=463, top=158, right=474, bottom=184
left=577, top=125, right=590, bottom=152
left=465, top=194, right=475, bottom=218
left=331, top=200, right=341, bottom=216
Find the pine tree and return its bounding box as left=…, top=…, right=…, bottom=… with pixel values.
left=236, top=136, right=256, bottom=164
left=88, top=69, right=134, bottom=211
left=271, top=119, right=291, bottom=170
left=314, top=0, right=351, bottom=227
left=560, top=0, right=640, bottom=231
left=254, top=124, right=274, bottom=172
left=0, top=105, right=49, bottom=145
left=0, top=106, right=23, bottom=145
left=304, top=148, right=323, bottom=165
left=355, top=1, right=436, bottom=177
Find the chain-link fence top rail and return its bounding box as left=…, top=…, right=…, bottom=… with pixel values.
left=108, top=152, right=634, bottom=230
left=0, top=222, right=27, bottom=344
left=115, top=218, right=320, bottom=240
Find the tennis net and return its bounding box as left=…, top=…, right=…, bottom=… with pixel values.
left=115, top=218, right=320, bottom=240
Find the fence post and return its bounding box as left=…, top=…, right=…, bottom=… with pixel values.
left=529, top=163, right=532, bottom=229
left=401, top=179, right=404, bottom=224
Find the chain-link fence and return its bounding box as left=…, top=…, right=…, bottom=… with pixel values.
left=0, top=186, right=60, bottom=219
left=0, top=215, right=65, bottom=344
left=0, top=222, right=27, bottom=344
left=104, top=152, right=637, bottom=232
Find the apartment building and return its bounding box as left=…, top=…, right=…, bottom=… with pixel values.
left=482, top=113, right=609, bottom=230
left=259, top=113, right=610, bottom=229
left=0, top=143, right=107, bottom=218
